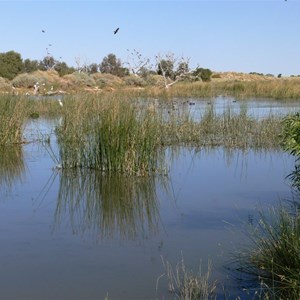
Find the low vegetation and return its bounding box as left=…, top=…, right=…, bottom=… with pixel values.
left=51, top=94, right=283, bottom=175
left=233, top=206, right=300, bottom=300
left=0, top=95, right=29, bottom=146
left=158, top=257, right=217, bottom=300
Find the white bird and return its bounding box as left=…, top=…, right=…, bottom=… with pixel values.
left=58, top=98, right=63, bottom=107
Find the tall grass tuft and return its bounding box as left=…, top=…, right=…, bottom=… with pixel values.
left=158, top=256, right=217, bottom=300
left=0, top=95, right=28, bottom=145
left=233, top=206, right=300, bottom=299
left=56, top=95, right=164, bottom=175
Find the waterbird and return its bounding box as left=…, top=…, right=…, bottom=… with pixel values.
left=114, top=27, right=119, bottom=35
left=58, top=98, right=63, bottom=107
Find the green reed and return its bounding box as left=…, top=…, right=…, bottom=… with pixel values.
left=54, top=95, right=283, bottom=174
left=234, top=206, right=300, bottom=299
left=145, top=78, right=300, bottom=100
left=56, top=95, right=164, bottom=175
left=0, top=95, right=28, bottom=145
left=161, top=104, right=282, bottom=150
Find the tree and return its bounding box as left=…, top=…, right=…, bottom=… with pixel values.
left=87, top=63, right=98, bottom=74
left=54, top=61, right=75, bottom=76
left=39, top=55, right=57, bottom=71
left=125, top=49, right=151, bottom=76
left=155, top=53, right=190, bottom=88
left=156, top=58, right=175, bottom=80
left=176, top=61, right=189, bottom=77
left=99, top=53, right=128, bottom=77
left=23, top=58, right=39, bottom=73
left=193, top=67, right=212, bottom=82
left=0, top=50, right=23, bottom=80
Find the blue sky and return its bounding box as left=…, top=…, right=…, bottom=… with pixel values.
left=0, top=0, right=299, bottom=76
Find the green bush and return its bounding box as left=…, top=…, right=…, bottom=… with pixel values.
left=12, top=73, right=39, bottom=88
left=0, top=77, right=11, bottom=90
left=0, top=51, right=23, bottom=80
left=281, top=112, right=300, bottom=157
left=124, top=75, right=146, bottom=87
left=193, top=67, right=212, bottom=82
left=63, top=72, right=96, bottom=87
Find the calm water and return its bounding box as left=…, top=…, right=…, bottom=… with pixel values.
left=0, top=99, right=298, bottom=300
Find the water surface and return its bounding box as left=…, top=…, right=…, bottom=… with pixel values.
left=0, top=100, right=297, bottom=299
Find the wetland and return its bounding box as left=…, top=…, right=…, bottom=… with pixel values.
left=0, top=94, right=299, bottom=299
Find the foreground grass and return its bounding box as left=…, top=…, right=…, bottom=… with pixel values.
left=232, top=206, right=300, bottom=299
left=158, top=257, right=217, bottom=300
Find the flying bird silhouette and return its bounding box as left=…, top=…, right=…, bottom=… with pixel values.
left=114, top=27, right=119, bottom=35
left=42, top=30, right=45, bottom=33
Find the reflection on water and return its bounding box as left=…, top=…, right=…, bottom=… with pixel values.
left=54, top=169, right=167, bottom=240
left=0, top=146, right=25, bottom=189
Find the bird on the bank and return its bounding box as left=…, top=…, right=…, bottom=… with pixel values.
left=114, top=27, right=119, bottom=35
left=58, top=98, right=63, bottom=107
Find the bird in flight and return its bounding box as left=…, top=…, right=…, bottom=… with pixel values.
left=42, top=30, right=45, bottom=33
left=114, top=27, right=119, bottom=35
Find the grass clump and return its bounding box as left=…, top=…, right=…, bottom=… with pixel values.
left=0, top=95, right=28, bottom=145
left=11, top=73, right=39, bottom=88
left=158, top=257, right=217, bottom=300
left=56, top=95, right=164, bottom=175
left=234, top=206, right=300, bottom=299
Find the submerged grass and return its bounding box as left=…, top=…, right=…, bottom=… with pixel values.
left=158, top=256, right=217, bottom=300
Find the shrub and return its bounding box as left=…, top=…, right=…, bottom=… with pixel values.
left=12, top=73, right=39, bottom=88
left=0, top=77, right=11, bottom=90
left=0, top=51, right=23, bottom=80
left=124, top=75, right=146, bottom=87
left=92, top=73, right=124, bottom=88
left=63, top=72, right=96, bottom=87
left=193, top=67, right=212, bottom=82
left=281, top=112, right=300, bottom=157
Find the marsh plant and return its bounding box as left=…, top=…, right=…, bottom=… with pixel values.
left=158, top=256, right=217, bottom=300
left=0, top=95, right=28, bottom=145
left=54, top=95, right=283, bottom=175
left=233, top=206, right=300, bottom=299
left=55, top=95, right=165, bottom=175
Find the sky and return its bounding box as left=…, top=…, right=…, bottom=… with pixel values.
left=0, top=0, right=299, bottom=76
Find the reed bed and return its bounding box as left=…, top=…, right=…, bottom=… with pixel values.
left=142, top=78, right=300, bottom=100
left=0, top=95, right=29, bottom=145
left=54, top=94, right=283, bottom=175
left=55, top=95, right=164, bottom=175
left=162, top=104, right=282, bottom=150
